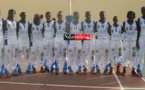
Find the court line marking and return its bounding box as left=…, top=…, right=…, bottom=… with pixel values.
left=0, top=81, right=121, bottom=89
left=128, top=61, right=145, bottom=82
left=124, top=88, right=145, bottom=90
left=113, top=70, right=124, bottom=90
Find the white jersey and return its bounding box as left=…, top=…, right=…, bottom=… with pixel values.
left=70, top=21, right=81, bottom=34
left=18, top=21, right=29, bottom=46
left=5, top=19, right=17, bottom=45
left=43, top=20, right=55, bottom=39
left=55, top=21, right=66, bottom=39
left=96, top=20, right=109, bottom=39
left=82, top=20, right=95, bottom=38
left=0, top=18, right=3, bottom=44
left=123, top=20, right=137, bottom=41
left=139, top=17, right=145, bottom=36
left=31, top=23, right=43, bottom=47
left=110, top=24, right=122, bottom=40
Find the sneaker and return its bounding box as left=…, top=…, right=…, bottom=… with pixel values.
left=63, top=70, right=67, bottom=75
left=55, top=70, right=59, bottom=75
left=131, top=71, right=138, bottom=77
left=0, top=74, right=6, bottom=78
left=76, top=71, right=82, bottom=75
left=109, top=67, right=113, bottom=75
left=69, top=71, right=73, bottom=75
left=26, top=70, right=32, bottom=74
left=104, top=71, right=108, bottom=75
left=83, top=70, right=87, bottom=74
left=12, top=73, right=19, bottom=77
left=51, top=69, right=54, bottom=73
left=18, top=70, right=23, bottom=76
left=138, top=72, right=143, bottom=77
left=33, top=68, right=36, bottom=73
left=116, top=65, right=121, bottom=75
left=95, top=71, right=100, bottom=75
left=40, top=67, right=45, bottom=73
left=45, top=68, right=49, bottom=72
left=91, top=70, right=95, bottom=74
left=6, top=74, right=11, bottom=78
left=122, top=67, right=126, bottom=76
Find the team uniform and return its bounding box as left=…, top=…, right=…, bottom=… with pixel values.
left=43, top=20, right=55, bottom=71
left=137, top=17, right=145, bottom=74
left=0, top=18, right=4, bottom=76
left=68, top=22, right=82, bottom=72
left=82, top=20, right=95, bottom=71
left=110, top=24, right=122, bottom=67
left=4, top=19, right=18, bottom=75
left=17, top=21, right=31, bottom=73
left=95, top=20, right=110, bottom=72
left=122, top=20, right=137, bottom=68
left=30, top=23, right=44, bottom=70
left=54, top=21, right=67, bottom=72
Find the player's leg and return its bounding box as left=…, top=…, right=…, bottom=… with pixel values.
left=130, top=41, right=138, bottom=77
left=75, top=43, right=82, bottom=75
left=11, top=44, right=19, bottom=76
left=17, top=46, right=23, bottom=75
left=103, top=39, right=110, bottom=75
left=54, top=41, right=61, bottom=75
left=95, top=39, right=102, bottom=75
left=109, top=41, right=115, bottom=75
left=89, top=40, right=95, bottom=74
left=43, top=43, right=49, bottom=72
left=68, top=43, right=75, bottom=74
left=115, top=41, right=122, bottom=75
left=31, top=46, right=38, bottom=73
left=24, top=46, right=32, bottom=73
left=0, top=44, right=6, bottom=78
left=4, top=45, right=11, bottom=78
left=82, top=41, right=89, bottom=74
left=122, top=41, right=129, bottom=76
left=38, top=46, right=45, bottom=73
left=61, top=41, right=68, bottom=74
left=137, top=37, right=144, bottom=77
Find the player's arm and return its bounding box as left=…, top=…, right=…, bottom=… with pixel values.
left=28, top=23, right=32, bottom=41
left=94, top=21, right=97, bottom=37
left=66, top=22, right=69, bottom=34
left=137, top=19, right=140, bottom=49
left=16, top=22, right=19, bottom=39
left=81, top=22, right=84, bottom=34
left=95, top=21, right=98, bottom=39
left=3, top=20, right=6, bottom=35
left=121, top=21, right=125, bottom=34
left=107, top=22, right=111, bottom=36
left=53, top=21, right=56, bottom=37
left=42, top=23, right=45, bottom=34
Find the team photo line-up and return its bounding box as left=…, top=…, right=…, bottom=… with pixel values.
left=0, top=6, right=145, bottom=78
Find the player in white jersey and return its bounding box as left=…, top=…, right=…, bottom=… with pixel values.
left=30, top=14, right=45, bottom=73
left=82, top=11, right=96, bottom=74
left=17, top=12, right=32, bottom=75
left=43, top=11, right=55, bottom=73
left=121, top=11, right=138, bottom=77
left=0, top=9, right=6, bottom=78
left=95, top=11, right=111, bottom=75
left=109, top=16, right=122, bottom=75
left=3, top=9, right=18, bottom=77
left=68, top=12, right=82, bottom=75
left=136, top=6, right=145, bottom=77
left=54, top=11, right=68, bottom=75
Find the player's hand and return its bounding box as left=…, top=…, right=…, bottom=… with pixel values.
left=136, top=43, right=140, bottom=49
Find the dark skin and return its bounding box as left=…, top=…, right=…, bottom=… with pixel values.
left=113, top=17, right=118, bottom=27
left=96, top=12, right=110, bottom=38
left=137, top=7, right=145, bottom=49
left=82, top=12, right=96, bottom=34
left=3, top=10, right=16, bottom=35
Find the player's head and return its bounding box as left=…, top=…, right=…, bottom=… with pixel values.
left=57, top=11, right=63, bottom=21
left=141, top=6, right=145, bottom=16
left=52, top=18, right=56, bottom=21
left=73, top=11, right=79, bottom=22
left=127, top=11, right=135, bottom=20
left=100, top=11, right=106, bottom=20
left=85, top=11, right=91, bottom=20
left=34, top=14, right=40, bottom=23
left=45, top=11, right=52, bottom=21
left=20, top=12, right=26, bottom=20
left=113, top=16, right=118, bottom=24
left=8, top=9, right=16, bottom=19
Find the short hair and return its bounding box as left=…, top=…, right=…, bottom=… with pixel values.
left=127, top=11, right=135, bottom=19
left=57, top=11, right=63, bottom=15
left=100, top=11, right=106, bottom=15
left=141, top=6, right=145, bottom=12
left=73, top=11, right=79, bottom=16
left=45, top=11, right=51, bottom=16
left=20, top=12, right=25, bottom=17
left=113, top=16, right=117, bottom=19
left=85, top=11, right=90, bottom=16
